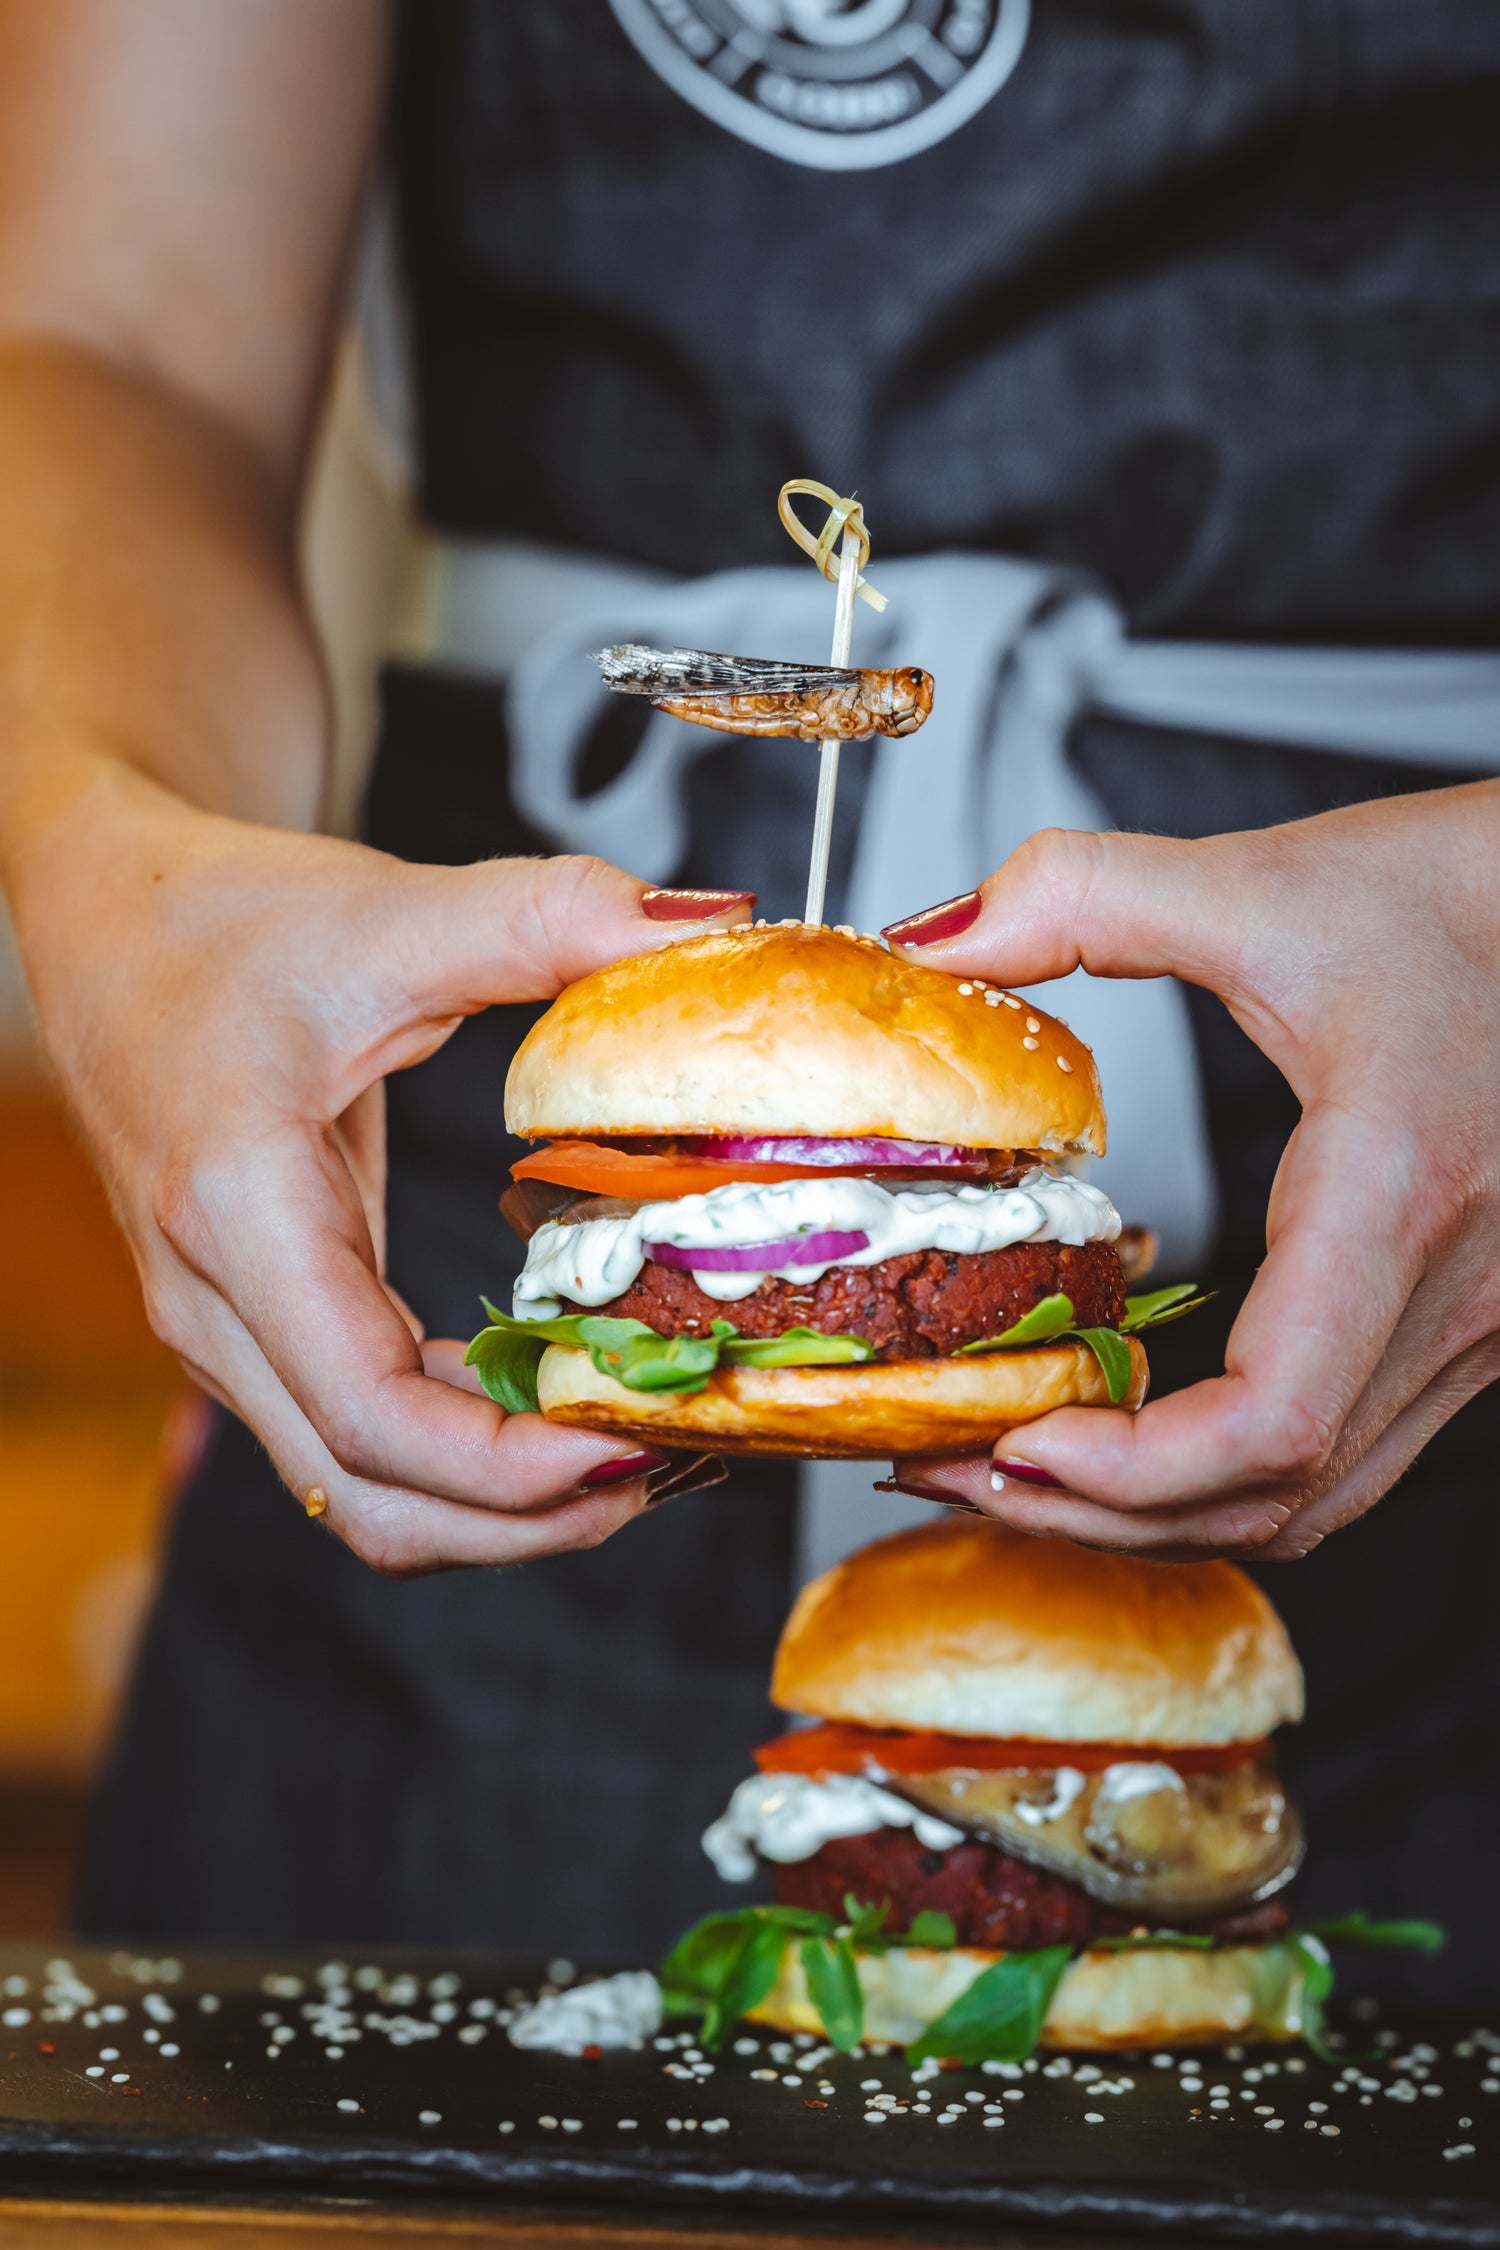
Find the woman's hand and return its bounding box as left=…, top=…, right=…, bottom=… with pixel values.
left=4, top=748, right=751, bottom=1573
left=881, top=782, right=1500, bottom=1560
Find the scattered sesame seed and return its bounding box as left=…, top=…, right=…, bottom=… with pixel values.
left=159, top=2043, right=179, bottom=2059
left=617, top=2119, right=637, bottom=2131
left=2, top=2008, right=30, bottom=2028
left=1460, top=2117, right=1474, bottom=2129
left=1308, top=2101, right=1327, bottom=2114
left=984, top=2116, right=1005, bottom=2128
left=419, top=2110, right=441, bottom=2127
left=1445, top=2144, right=1476, bottom=2162
left=1025, top=1017, right=1040, bottom=1033
left=1002, top=995, right=1021, bottom=1009
left=99, top=2049, right=119, bottom=2062
left=539, top=2115, right=558, bottom=2130
left=957, top=984, right=973, bottom=996
left=1057, top=1056, right=1074, bottom=1072
left=198, top=1996, right=220, bottom=2014
left=562, top=2118, right=582, bottom=2133
left=863, top=2113, right=886, bottom=2126
left=859, top=2077, right=882, bottom=2091
left=1264, top=2119, right=1284, bottom=2131
left=85, top=2066, right=103, bottom=2079
left=1210, top=2100, right=1230, bottom=2112
left=337, top=2098, right=360, bottom=2114
left=1304, top=2120, right=1318, bottom=2131
left=750, top=2068, right=777, bottom=2082
left=1321, top=2124, right=1340, bottom=2137
left=733, top=2038, right=759, bottom=2055
left=1084, top=2112, right=1104, bottom=2124
left=1022, top=1035, right=1040, bottom=1050
left=110, top=2074, right=129, bottom=2085
left=1254, top=2105, right=1275, bottom=2116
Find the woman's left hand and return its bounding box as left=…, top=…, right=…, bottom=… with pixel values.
left=880, top=781, right=1500, bottom=1561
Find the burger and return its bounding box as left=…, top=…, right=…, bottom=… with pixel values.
left=467, top=922, right=1186, bottom=1458
left=663, top=1520, right=1440, bottom=2057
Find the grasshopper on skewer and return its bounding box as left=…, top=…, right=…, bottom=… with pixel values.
left=592, top=644, right=934, bottom=742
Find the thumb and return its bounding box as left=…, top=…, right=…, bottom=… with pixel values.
left=881, top=827, right=1243, bottom=995
left=381, top=853, right=757, bottom=1014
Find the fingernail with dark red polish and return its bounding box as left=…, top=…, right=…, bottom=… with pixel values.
left=991, top=1457, right=1063, bottom=1489
left=641, top=889, right=756, bottom=922
left=644, top=1453, right=729, bottom=1505
left=882, top=891, right=982, bottom=946
left=874, top=1478, right=986, bottom=1517
left=581, top=1450, right=667, bottom=1488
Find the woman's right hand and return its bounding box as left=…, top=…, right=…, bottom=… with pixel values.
left=4, top=747, right=752, bottom=1574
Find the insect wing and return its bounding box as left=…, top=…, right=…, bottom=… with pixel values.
left=594, top=644, right=857, bottom=701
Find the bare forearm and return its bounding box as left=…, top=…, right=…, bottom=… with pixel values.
left=0, top=334, right=327, bottom=880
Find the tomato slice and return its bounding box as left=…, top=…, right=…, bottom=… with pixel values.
left=510, top=1140, right=848, bottom=1199
left=754, top=1720, right=1268, bottom=1778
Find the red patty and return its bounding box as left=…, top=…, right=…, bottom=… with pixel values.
left=774, top=1829, right=1291, bottom=1950
left=571, top=1240, right=1126, bottom=1361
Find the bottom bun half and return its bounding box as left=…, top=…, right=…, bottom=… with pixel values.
left=535, top=1337, right=1148, bottom=1460
left=746, top=1942, right=1305, bottom=2052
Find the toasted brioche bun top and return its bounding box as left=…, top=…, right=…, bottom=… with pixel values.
left=505, top=924, right=1105, bottom=1155
left=772, top=1518, right=1303, bottom=1748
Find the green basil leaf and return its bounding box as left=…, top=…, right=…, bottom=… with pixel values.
left=902, top=1910, right=958, bottom=1951
left=906, top=1946, right=1073, bottom=2065
left=463, top=1325, right=548, bottom=1414
left=1289, top=1933, right=1340, bottom=2064
left=957, top=1294, right=1076, bottom=1356
left=1070, top=1325, right=1134, bottom=1404
left=723, top=1328, right=875, bottom=1369
left=1120, top=1286, right=1216, bottom=1333
left=801, top=1934, right=864, bottom=2052
left=1297, top=1915, right=1445, bottom=1955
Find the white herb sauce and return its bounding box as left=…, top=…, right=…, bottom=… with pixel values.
left=702, top=1773, right=965, bottom=1885
left=514, top=1170, right=1119, bottom=1318
left=506, top=1971, right=663, bottom=2055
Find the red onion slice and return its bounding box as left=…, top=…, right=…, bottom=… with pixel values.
left=644, top=1229, right=870, bottom=1273
left=681, top=1134, right=983, bottom=1169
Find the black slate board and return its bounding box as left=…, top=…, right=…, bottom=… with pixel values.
left=0, top=1944, right=1495, bottom=2245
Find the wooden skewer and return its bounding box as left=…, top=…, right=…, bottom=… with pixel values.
left=804, top=526, right=862, bottom=927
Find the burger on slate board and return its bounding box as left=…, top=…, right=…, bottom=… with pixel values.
left=467, top=923, right=1196, bottom=1458
left=665, top=1520, right=1440, bottom=2058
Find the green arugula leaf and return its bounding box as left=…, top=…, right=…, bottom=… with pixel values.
left=470, top=1302, right=877, bottom=1402
left=957, top=1293, right=1076, bottom=1355
left=659, top=1906, right=833, bottom=2050
left=464, top=1324, right=549, bottom=1414
left=841, top=1895, right=893, bottom=1950
left=723, top=1328, right=875, bottom=1369
left=1090, top=1930, right=1217, bottom=1952
left=1120, top=1285, right=1215, bottom=1333
left=1289, top=1932, right=1339, bottom=2063
left=801, top=1933, right=864, bottom=2051
left=902, top=1910, right=958, bottom=1950
left=1071, top=1324, right=1136, bottom=1405
left=1296, top=1915, right=1445, bottom=1955
left=1281, top=1918, right=1444, bottom=2064
left=906, top=1946, right=1073, bottom=2065
left=587, top=1318, right=733, bottom=1394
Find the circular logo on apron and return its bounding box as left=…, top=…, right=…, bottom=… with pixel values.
left=607, top=0, right=1031, bottom=172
